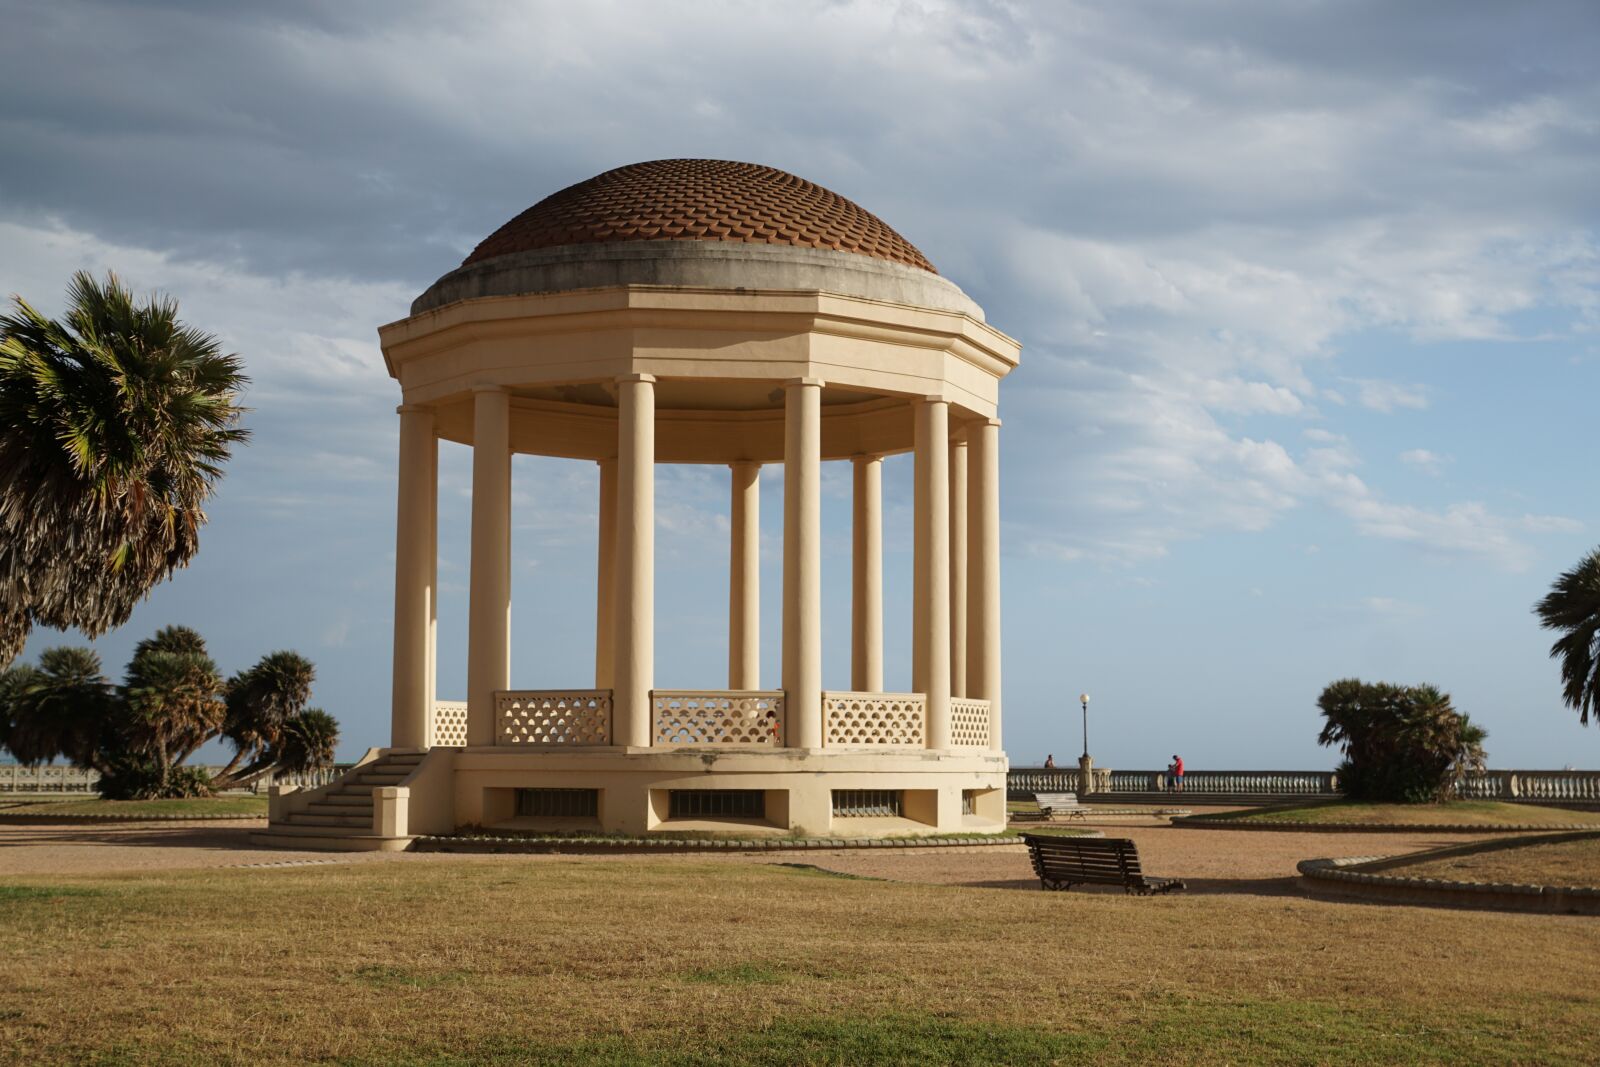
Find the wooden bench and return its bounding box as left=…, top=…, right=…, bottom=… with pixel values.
left=1033, top=792, right=1089, bottom=820
left=1021, top=834, right=1186, bottom=895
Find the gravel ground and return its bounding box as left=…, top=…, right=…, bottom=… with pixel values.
left=0, top=812, right=1500, bottom=890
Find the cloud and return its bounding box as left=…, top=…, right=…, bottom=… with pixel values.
left=2, top=0, right=1594, bottom=583
left=1352, top=379, right=1429, bottom=414
left=1398, top=448, right=1447, bottom=475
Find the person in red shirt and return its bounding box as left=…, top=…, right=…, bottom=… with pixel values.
left=1171, top=754, right=1185, bottom=793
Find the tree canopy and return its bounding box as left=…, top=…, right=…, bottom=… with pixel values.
left=0, top=628, right=336, bottom=799
left=0, top=271, right=248, bottom=665
left=1534, top=546, right=1600, bottom=727
left=1317, top=678, right=1487, bottom=803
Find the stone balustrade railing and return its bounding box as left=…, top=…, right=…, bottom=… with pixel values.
left=822, top=691, right=925, bottom=746
left=652, top=690, right=784, bottom=745
left=496, top=690, right=612, bottom=746
left=0, top=762, right=346, bottom=793
left=1009, top=768, right=1600, bottom=802
left=1457, top=770, right=1600, bottom=801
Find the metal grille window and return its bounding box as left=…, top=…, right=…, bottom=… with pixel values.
left=832, top=789, right=902, bottom=817
left=515, top=788, right=599, bottom=818
left=668, top=790, right=765, bottom=819
left=961, top=790, right=978, bottom=815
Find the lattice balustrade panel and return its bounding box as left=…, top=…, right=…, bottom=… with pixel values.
left=652, top=691, right=784, bottom=745
left=432, top=701, right=469, bottom=747
left=497, top=691, right=612, bottom=746
left=822, top=692, right=926, bottom=746
left=949, top=698, right=991, bottom=748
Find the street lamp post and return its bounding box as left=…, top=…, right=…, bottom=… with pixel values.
left=1077, top=692, right=1093, bottom=800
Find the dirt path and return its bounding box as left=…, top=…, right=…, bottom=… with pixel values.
left=0, top=815, right=1498, bottom=891
left=0, top=820, right=409, bottom=876
left=797, top=817, right=1501, bottom=895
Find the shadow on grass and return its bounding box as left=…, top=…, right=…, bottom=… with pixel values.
left=0, top=823, right=268, bottom=855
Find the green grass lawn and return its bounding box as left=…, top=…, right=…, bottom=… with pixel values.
left=3, top=858, right=1599, bottom=1064
left=0, top=795, right=268, bottom=817
left=1194, top=800, right=1600, bottom=827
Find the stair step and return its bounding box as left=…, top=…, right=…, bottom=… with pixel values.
left=305, top=796, right=371, bottom=812
left=249, top=829, right=411, bottom=853
left=283, top=819, right=369, bottom=831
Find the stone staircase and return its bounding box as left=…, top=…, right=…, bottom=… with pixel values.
left=250, top=751, right=424, bottom=852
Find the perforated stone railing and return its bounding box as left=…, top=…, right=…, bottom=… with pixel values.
left=496, top=690, right=612, bottom=746
left=652, top=691, right=784, bottom=745
left=821, top=692, right=926, bottom=747
left=432, top=700, right=468, bottom=747
left=949, top=698, right=991, bottom=748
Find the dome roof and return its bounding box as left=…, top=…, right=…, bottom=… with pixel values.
left=462, top=159, right=938, bottom=275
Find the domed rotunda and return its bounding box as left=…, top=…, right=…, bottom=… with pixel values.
left=261, top=159, right=1020, bottom=847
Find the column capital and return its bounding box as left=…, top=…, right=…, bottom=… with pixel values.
left=396, top=403, right=434, bottom=416
left=983, top=416, right=1002, bottom=428
left=616, top=372, right=657, bottom=384
left=471, top=383, right=509, bottom=395
left=729, top=459, right=761, bottom=472
left=918, top=394, right=948, bottom=406
left=949, top=429, right=970, bottom=446
left=850, top=452, right=883, bottom=464
left=786, top=376, right=825, bottom=388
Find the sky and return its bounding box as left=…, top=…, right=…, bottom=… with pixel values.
left=2, top=0, right=1597, bottom=770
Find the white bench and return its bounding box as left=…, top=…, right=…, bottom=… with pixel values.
left=1034, top=792, right=1090, bottom=821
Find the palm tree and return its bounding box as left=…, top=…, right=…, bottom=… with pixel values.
left=212, top=651, right=317, bottom=790
left=120, top=626, right=226, bottom=793
left=1535, top=547, right=1600, bottom=726
left=269, top=708, right=340, bottom=779
left=0, top=271, right=248, bottom=665
left=0, top=647, right=115, bottom=767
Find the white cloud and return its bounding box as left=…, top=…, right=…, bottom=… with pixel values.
left=1398, top=448, right=1447, bottom=475
left=1352, top=379, right=1429, bottom=414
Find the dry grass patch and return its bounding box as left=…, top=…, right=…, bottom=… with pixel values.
left=1390, top=834, right=1600, bottom=887
left=0, top=857, right=1597, bottom=1064
left=1211, top=801, right=1600, bottom=826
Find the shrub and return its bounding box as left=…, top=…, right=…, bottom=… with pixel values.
left=1316, top=679, right=1487, bottom=803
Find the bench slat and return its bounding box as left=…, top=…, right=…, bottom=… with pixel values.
left=1020, top=834, right=1185, bottom=896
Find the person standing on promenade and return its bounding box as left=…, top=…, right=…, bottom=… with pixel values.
left=1171, top=754, right=1184, bottom=793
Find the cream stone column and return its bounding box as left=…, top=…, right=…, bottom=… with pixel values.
left=613, top=374, right=656, bottom=748
left=466, top=386, right=511, bottom=747
left=850, top=454, right=884, bottom=692
left=782, top=378, right=823, bottom=748
left=913, top=398, right=952, bottom=749
left=391, top=405, right=437, bottom=749
left=594, top=458, right=618, bottom=690
left=967, top=418, right=1003, bottom=752
left=728, top=461, right=761, bottom=689
left=948, top=430, right=969, bottom=698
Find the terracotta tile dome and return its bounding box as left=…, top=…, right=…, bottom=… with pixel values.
left=462, top=159, right=938, bottom=275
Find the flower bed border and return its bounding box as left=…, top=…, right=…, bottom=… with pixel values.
left=0, top=810, right=264, bottom=824
left=1298, top=831, right=1600, bottom=914
left=1174, top=814, right=1593, bottom=834
left=415, top=830, right=1096, bottom=855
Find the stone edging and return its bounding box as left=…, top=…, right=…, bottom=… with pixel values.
left=1173, top=815, right=1593, bottom=834
left=1298, top=855, right=1600, bottom=915
left=0, top=810, right=265, bottom=824
left=414, top=831, right=1080, bottom=855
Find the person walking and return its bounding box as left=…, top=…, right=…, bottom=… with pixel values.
left=1171, top=753, right=1185, bottom=793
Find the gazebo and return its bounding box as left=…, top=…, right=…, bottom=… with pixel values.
left=261, top=159, right=1019, bottom=848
